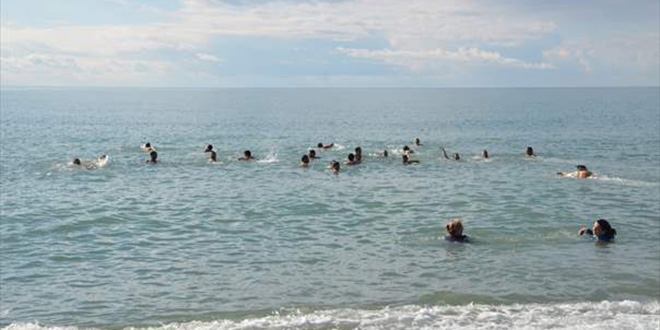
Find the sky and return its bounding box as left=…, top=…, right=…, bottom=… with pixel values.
left=1, top=0, right=659, bottom=87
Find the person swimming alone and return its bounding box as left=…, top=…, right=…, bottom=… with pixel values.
left=482, top=149, right=489, bottom=159
left=72, top=158, right=82, bottom=165
left=441, top=147, right=460, bottom=161
left=525, top=146, right=534, bottom=157
left=238, top=150, right=254, bottom=161
left=300, top=154, right=310, bottom=167
left=204, top=144, right=217, bottom=162
left=557, top=165, right=593, bottom=179
left=402, top=154, right=419, bottom=165
left=445, top=219, right=469, bottom=243
left=579, top=219, right=616, bottom=242
left=318, top=143, right=334, bottom=149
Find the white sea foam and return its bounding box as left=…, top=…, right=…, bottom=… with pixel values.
left=3, top=301, right=658, bottom=330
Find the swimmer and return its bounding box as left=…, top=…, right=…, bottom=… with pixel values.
left=72, top=158, right=82, bottom=166
left=345, top=153, right=359, bottom=166
left=141, top=142, right=156, bottom=152
left=525, top=146, right=534, bottom=157
left=414, top=137, right=421, bottom=146
left=557, top=165, right=593, bottom=179
left=579, top=219, right=616, bottom=242
left=355, top=147, right=363, bottom=162
left=330, top=160, right=340, bottom=174
left=317, top=143, right=334, bottom=149
left=204, top=144, right=217, bottom=162
left=445, top=219, right=469, bottom=243
left=482, top=149, right=489, bottom=159
left=402, top=154, right=419, bottom=165
left=403, top=145, right=414, bottom=155
left=308, top=149, right=319, bottom=159
left=441, top=147, right=460, bottom=161
left=146, top=150, right=158, bottom=163
left=300, top=154, right=310, bottom=167
left=379, top=149, right=389, bottom=157
left=238, top=150, right=254, bottom=161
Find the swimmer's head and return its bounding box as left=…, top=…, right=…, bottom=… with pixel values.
left=525, top=146, right=534, bottom=156
left=150, top=151, right=158, bottom=161
left=446, top=220, right=464, bottom=237
left=72, top=158, right=81, bottom=165
left=403, top=145, right=410, bottom=152
left=415, top=138, right=420, bottom=145
left=244, top=150, right=252, bottom=158
left=593, top=219, right=616, bottom=237
left=318, top=143, right=323, bottom=148
left=383, top=150, right=388, bottom=157
left=482, top=150, right=489, bottom=158
left=331, top=160, right=340, bottom=172
left=145, top=142, right=151, bottom=148
left=348, top=153, right=355, bottom=161
left=454, top=153, right=461, bottom=161
left=576, top=165, right=588, bottom=171
left=309, top=149, right=316, bottom=158
left=204, top=144, right=213, bottom=152
left=301, top=154, right=310, bottom=164
left=355, top=146, right=362, bottom=154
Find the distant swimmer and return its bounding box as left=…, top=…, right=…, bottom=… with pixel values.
left=318, top=143, right=334, bottom=149
left=402, top=154, right=419, bottom=165
left=330, top=160, right=340, bottom=174
left=146, top=150, right=158, bottom=163
left=71, top=155, right=108, bottom=168
left=238, top=150, right=254, bottom=161
left=482, top=149, right=489, bottom=159
left=355, top=147, right=363, bottom=162
left=403, top=145, right=414, bottom=154
left=204, top=144, right=217, bottom=162
left=72, top=158, right=82, bottom=166
left=345, top=153, right=359, bottom=166
left=525, top=146, right=535, bottom=157
left=441, top=147, right=460, bottom=161
left=141, top=142, right=156, bottom=152
left=579, top=219, right=616, bottom=242
left=300, top=154, right=310, bottom=167
left=557, top=165, right=593, bottom=179
left=445, top=219, right=469, bottom=243
left=379, top=149, right=389, bottom=157
left=414, top=137, right=421, bottom=146
left=308, top=149, right=319, bottom=159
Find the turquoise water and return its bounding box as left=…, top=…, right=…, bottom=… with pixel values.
left=1, top=88, right=659, bottom=329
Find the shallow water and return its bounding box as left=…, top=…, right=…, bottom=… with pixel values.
left=1, top=88, right=659, bottom=329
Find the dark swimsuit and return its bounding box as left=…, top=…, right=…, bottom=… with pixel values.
left=582, top=229, right=615, bottom=242
left=445, top=235, right=469, bottom=243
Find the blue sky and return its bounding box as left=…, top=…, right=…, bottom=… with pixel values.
left=1, top=0, right=658, bottom=87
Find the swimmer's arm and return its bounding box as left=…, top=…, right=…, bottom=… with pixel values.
left=441, top=147, right=450, bottom=159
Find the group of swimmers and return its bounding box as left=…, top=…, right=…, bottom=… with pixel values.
left=444, top=218, right=617, bottom=243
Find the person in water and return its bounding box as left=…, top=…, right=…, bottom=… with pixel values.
left=141, top=142, right=156, bottom=152
left=330, top=160, right=340, bottom=174
left=345, top=153, right=359, bottom=165
left=308, top=149, right=319, bottom=160
left=525, top=146, right=534, bottom=157
left=379, top=149, right=389, bottom=157
left=238, top=150, right=254, bottom=161
left=445, top=219, right=469, bottom=243
left=402, top=154, right=419, bottom=165
left=558, top=165, right=593, bottom=179
left=414, top=137, right=421, bottom=146
left=72, top=158, right=82, bottom=165
left=579, top=219, right=616, bottom=242
left=441, top=147, right=460, bottom=161
left=482, top=149, right=489, bottom=159
left=300, top=154, right=310, bottom=167
left=354, top=147, right=363, bottom=162
left=318, top=143, right=334, bottom=149
left=204, top=144, right=217, bottom=162
left=146, top=150, right=158, bottom=163
left=403, top=145, right=414, bottom=154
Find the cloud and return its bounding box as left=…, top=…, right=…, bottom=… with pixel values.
left=195, top=53, right=223, bottom=62
left=337, top=47, right=554, bottom=72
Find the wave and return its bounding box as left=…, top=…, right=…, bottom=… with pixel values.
left=3, top=301, right=658, bottom=330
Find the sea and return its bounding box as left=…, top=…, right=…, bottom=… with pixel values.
left=1, top=87, right=659, bottom=330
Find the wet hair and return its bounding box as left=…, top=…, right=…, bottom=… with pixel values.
left=576, top=165, right=588, bottom=171
left=317, top=143, right=323, bottom=148
left=73, top=158, right=81, bottom=165
left=526, top=146, right=534, bottom=156
left=301, top=154, right=310, bottom=163
left=244, top=150, right=252, bottom=158
left=415, top=138, right=420, bottom=145
left=150, top=151, right=158, bottom=161
left=595, top=219, right=617, bottom=236
left=331, top=160, right=340, bottom=172
left=205, top=144, right=213, bottom=152
left=383, top=150, right=388, bottom=157
left=483, top=150, right=489, bottom=159
left=348, top=153, right=355, bottom=161
left=446, top=220, right=464, bottom=237
left=403, top=145, right=410, bottom=152
left=145, top=142, right=151, bottom=148
left=355, top=147, right=362, bottom=154
left=309, top=149, right=316, bottom=158
left=454, top=153, right=461, bottom=161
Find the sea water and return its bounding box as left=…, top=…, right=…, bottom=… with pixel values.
left=1, top=88, right=659, bottom=329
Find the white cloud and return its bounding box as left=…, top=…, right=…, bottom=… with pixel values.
left=195, top=53, right=223, bottom=62
left=337, top=47, right=554, bottom=71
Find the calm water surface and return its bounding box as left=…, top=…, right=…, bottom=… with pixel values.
left=1, top=88, right=659, bottom=329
